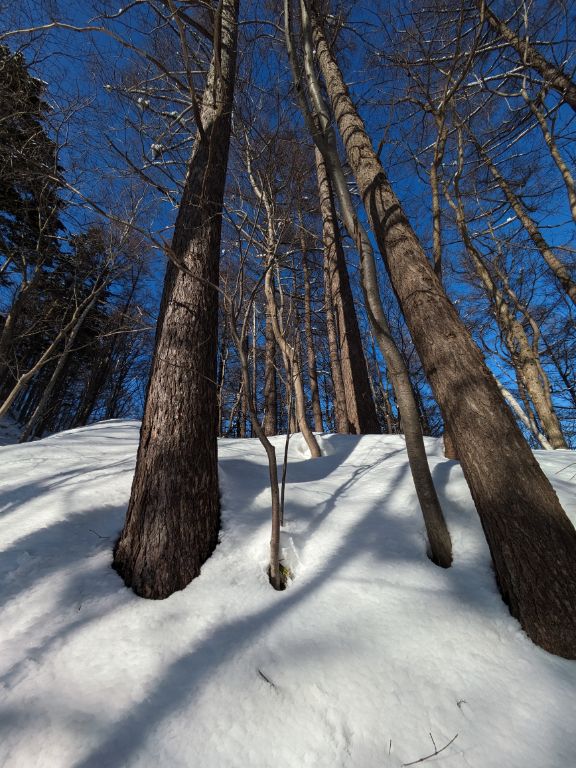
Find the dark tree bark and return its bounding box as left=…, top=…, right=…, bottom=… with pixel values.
left=315, top=150, right=380, bottom=435
left=311, top=5, right=576, bottom=658
left=263, top=305, right=277, bottom=436
left=301, top=251, right=323, bottom=432
left=20, top=293, right=97, bottom=442
left=288, top=1, right=451, bottom=568
left=112, top=0, right=239, bottom=599
left=316, top=147, right=348, bottom=433
left=330, top=218, right=380, bottom=436
left=285, top=0, right=451, bottom=566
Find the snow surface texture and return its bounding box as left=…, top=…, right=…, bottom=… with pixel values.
left=0, top=420, right=575, bottom=768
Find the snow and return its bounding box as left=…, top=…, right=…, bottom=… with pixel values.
left=0, top=420, right=575, bottom=768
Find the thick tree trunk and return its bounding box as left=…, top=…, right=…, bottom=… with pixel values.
left=302, top=252, right=324, bottom=432
left=311, top=6, right=576, bottom=657
left=112, top=0, right=239, bottom=599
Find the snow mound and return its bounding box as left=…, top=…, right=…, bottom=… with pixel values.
left=0, top=422, right=575, bottom=768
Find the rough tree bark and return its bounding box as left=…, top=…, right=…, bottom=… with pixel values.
left=288, top=0, right=452, bottom=568
left=112, top=0, right=239, bottom=599
left=310, top=4, right=576, bottom=657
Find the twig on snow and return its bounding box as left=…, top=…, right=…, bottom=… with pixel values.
left=402, top=732, right=458, bottom=766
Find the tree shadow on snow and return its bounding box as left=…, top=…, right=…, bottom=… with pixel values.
left=68, top=457, right=507, bottom=768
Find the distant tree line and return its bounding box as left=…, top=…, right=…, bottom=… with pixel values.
left=0, top=45, right=154, bottom=439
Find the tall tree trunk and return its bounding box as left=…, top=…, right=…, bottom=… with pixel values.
left=112, top=0, right=239, bottom=599
left=477, top=0, right=576, bottom=113
left=311, top=4, right=576, bottom=657
left=315, top=149, right=379, bottom=434
left=301, top=251, right=323, bottom=432
left=264, top=265, right=321, bottom=457
left=316, top=147, right=349, bottom=433
left=263, top=305, right=277, bottom=436
left=288, top=1, right=451, bottom=568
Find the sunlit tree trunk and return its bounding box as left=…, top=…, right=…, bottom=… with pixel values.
left=112, top=0, right=239, bottom=599
left=311, top=4, right=576, bottom=657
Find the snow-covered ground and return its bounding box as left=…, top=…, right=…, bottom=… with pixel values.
left=0, top=420, right=575, bottom=768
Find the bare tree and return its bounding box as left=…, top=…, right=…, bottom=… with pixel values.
left=476, top=0, right=576, bottom=112
left=307, top=1, right=576, bottom=657
left=113, top=0, right=240, bottom=599
left=286, top=0, right=453, bottom=567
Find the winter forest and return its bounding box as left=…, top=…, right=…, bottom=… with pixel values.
left=1, top=1, right=576, bottom=766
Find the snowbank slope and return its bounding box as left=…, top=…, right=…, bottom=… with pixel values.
left=0, top=421, right=575, bottom=767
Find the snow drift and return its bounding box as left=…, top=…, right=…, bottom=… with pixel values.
left=0, top=420, right=575, bottom=767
